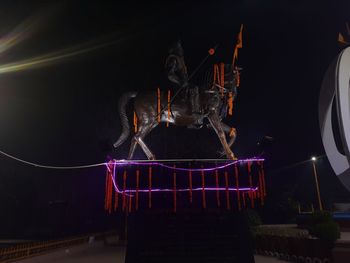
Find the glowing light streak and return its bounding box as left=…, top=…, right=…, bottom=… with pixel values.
left=0, top=36, right=129, bottom=74
left=108, top=158, right=263, bottom=196
left=0, top=13, right=44, bottom=54
left=112, top=158, right=264, bottom=172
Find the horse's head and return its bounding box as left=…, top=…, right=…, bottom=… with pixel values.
left=223, top=64, right=241, bottom=99
left=204, top=63, right=240, bottom=99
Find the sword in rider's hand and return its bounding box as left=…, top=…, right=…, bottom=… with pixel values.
left=151, top=44, right=219, bottom=126
left=168, top=44, right=219, bottom=107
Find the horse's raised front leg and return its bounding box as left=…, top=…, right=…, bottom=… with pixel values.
left=219, top=123, right=237, bottom=156
left=222, top=123, right=237, bottom=148
left=206, top=122, right=237, bottom=156
left=207, top=112, right=236, bottom=160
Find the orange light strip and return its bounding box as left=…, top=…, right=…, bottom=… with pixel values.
left=235, top=164, right=241, bottom=211
left=157, top=88, right=161, bottom=123
left=215, top=169, right=220, bottom=208
left=114, top=191, right=118, bottom=211
left=104, top=169, right=109, bottom=211
left=173, top=165, right=177, bottom=213
left=122, top=169, right=127, bottom=212
left=148, top=166, right=152, bottom=208
left=220, top=63, right=225, bottom=97
left=228, top=92, right=233, bottom=116
left=188, top=169, right=193, bottom=203
left=128, top=193, right=132, bottom=213
left=201, top=167, right=206, bottom=209
left=167, top=90, right=171, bottom=127
left=242, top=192, right=246, bottom=209
left=247, top=162, right=254, bottom=208
left=225, top=171, right=230, bottom=210
left=136, top=169, right=139, bottom=210
left=133, top=111, right=138, bottom=133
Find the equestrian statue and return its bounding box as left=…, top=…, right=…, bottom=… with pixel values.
left=113, top=41, right=241, bottom=160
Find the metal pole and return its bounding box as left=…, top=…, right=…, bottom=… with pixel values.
left=312, top=161, right=323, bottom=211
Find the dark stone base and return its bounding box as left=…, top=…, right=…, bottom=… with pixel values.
left=125, top=210, right=255, bottom=263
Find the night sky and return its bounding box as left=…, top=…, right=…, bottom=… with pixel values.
left=1, top=1, right=350, bottom=238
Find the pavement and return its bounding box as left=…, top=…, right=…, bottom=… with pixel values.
left=13, top=240, right=289, bottom=263
left=12, top=230, right=350, bottom=262
left=254, top=255, right=289, bottom=263
left=15, top=241, right=126, bottom=263
left=339, top=231, right=350, bottom=241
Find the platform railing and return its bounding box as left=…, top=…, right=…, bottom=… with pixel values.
left=0, top=231, right=115, bottom=263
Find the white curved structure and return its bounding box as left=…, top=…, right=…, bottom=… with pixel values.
left=319, top=47, right=350, bottom=191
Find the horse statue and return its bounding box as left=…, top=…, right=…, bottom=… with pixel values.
left=113, top=60, right=240, bottom=160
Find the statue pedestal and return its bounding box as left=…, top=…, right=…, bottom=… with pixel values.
left=125, top=210, right=255, bottom=263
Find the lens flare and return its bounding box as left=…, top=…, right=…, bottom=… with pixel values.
left=0, top=7, right=142, bottom=74
left=0, top=16, right=41, bottom=54
left=0, top=35, right=129, bottom=74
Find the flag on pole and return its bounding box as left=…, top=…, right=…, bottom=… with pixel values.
left=338, top=32, right=349, bottom=45
left=233, top=24, right=244, bottom=65
left=236, top=24, right=243, bottom=48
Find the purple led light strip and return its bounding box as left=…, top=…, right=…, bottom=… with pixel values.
left=123, top=187, right=258, bottom=193
left=111, top=174, right=258, bottom=195
left=108, top=158, right=263, bottom=195
left=111, top=158, right=264, bottom=172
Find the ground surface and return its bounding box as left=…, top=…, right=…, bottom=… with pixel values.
left=14, top=240, right=288, bottom=263
left=11, top=231, right=350, bottom=262
left=15, top=241, right=126, bottom=263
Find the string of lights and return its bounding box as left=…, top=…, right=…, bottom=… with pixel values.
left=0, top=148, right=263, bottom=171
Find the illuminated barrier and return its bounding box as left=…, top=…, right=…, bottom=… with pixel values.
left=0, top=232, right=114, bottom=262
left=104, top=158, right=266, bottom=213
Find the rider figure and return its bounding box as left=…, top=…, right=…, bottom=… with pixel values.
left=165, top=41, right=200, bottom=115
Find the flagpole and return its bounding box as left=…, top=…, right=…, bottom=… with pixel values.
left=232, top=24, right=243, bottom=67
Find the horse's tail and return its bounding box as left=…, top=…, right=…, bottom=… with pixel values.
left=113, top=91, right=137, bottom=149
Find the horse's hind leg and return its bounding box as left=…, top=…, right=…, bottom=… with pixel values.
left=135, top=136, right=156, bottom=160
left=128, top=138, right=138, bottom=159
left=128, top=122, right=157, bottom=160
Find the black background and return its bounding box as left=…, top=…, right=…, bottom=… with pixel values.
left=0, top=1, right=350, bottom=238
